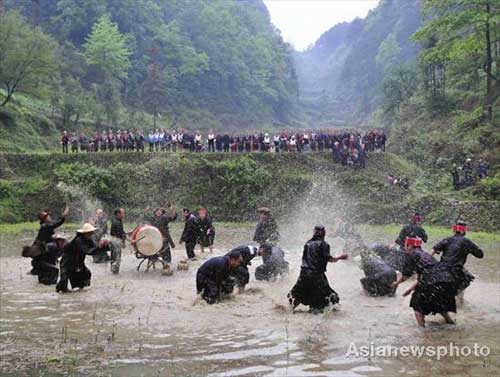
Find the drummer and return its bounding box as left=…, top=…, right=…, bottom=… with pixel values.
left=147, top=205, right=177, bottom=273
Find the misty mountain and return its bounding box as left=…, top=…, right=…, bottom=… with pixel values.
left=295, top=0, right=422, bottom=123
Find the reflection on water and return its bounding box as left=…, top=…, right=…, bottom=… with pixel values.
left=0, top=224, right=499, bottom=376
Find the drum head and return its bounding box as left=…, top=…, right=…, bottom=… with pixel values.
left=134, top=225, right=163, bottom=256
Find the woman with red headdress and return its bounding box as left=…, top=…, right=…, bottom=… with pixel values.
left=392, top=237, right=457, bottom=327
left=432, top=221, right=484, bottom=302
left=197, top=208, right=215, bottom=253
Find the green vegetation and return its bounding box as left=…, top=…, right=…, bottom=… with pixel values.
left=1, top=0, right=298, bottom=129
left=0, top=152, right=498, bottom=231
left=0, top=11, right=58, bottom=107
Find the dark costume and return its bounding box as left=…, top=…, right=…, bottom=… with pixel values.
left=181, top=213, right=198, bottom=259
left=29, top=216, right=65, bottom=276
left=360, top=253, right=397, bottom=296
left=253, top=216, right=280, bottom=244
left=35, top=241, right=63, bottom=285
left=196, top=256, right=235, bottom=304
left=197, top=217, right=215, bottom=247
left=451, top=167, right=460, bottom=190
left=395, top=223, right=428, bottom=247
left=370, top=243, right=407, bottom=272
left=433, top=234, right=484, bottom=292
left=150, top=212, right=177, bottom=263
left=255, top=246, right=289, bottom=281
left=226, top=245, right=258, bottom=289
left=109, top=216, right=126, bottom=272
left=401, top=248, right=459, bottom=315
left=56, top=234, right=109, bottom=292
left=92, top=217, right=110, bottom=263
left=288, top=236, right=339, bottom=310
left=110, top=217, right=126, bottom=242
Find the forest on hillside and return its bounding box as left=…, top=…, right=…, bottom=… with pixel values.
left=0, top=0, right=298, bottom=129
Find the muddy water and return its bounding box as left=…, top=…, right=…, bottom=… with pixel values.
left=1, top=223, right=499, bottom=376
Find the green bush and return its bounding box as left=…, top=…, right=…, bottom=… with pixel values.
left=473, top=173, right=500, bottom=201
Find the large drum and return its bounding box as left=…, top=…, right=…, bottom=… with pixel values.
left=131, top=225, right=163, bottom=256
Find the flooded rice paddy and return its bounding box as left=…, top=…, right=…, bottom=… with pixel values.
left=1, top=223, right=499, bottom=376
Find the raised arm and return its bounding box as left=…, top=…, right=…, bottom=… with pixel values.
left=432, top=239, right=447, bottom=255
left=465, top=238, right=484, bottom=259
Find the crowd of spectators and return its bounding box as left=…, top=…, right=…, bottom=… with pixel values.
left=60, top=128, right=387, bottom=168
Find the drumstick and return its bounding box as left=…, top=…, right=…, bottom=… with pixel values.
left=126, top=235, right=147, bottom=245
left=133, top=235, right=147, bottom=244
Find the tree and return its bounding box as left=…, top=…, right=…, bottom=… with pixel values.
left=54, top=77, right=93, bottom=128
left=94, top=79, right=121, bottom=127
left=141, top=54, right=168, bottom=128
left=0, top=12, right=57, bottom=106
left=381, top=64, right=418, bottom=116
left=413, top=0, right=500, bottom=121
left=82, top=14, right=132, bottom=80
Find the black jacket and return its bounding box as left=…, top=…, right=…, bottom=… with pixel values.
left=433, top=235, right=483, bottom=267
left=35, top=217, right=65, bottom=244
left=395, top=224, right=428, bottom=246
left=262, top=246, right=287, bottom=269
left=60, top=234, right=108, bottom=273
left=401, top=248, right=437, bottom=278
left=300, top=236, right=331, bottom=274
left=181, top=214, right=198, bottom=243
left=196, top=256, right=232, bottom=293
left=110, top=217, right=126, bottom=241
left=253, top=217, right=280, bottom=244
left=151, top=212, right=177, bottom=238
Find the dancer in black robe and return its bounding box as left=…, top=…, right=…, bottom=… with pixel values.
left=392, top=237, right=457, bottom=327
left=56, top=223, right=109, bottom=293
left=432, top=221, right=483, bottom=300
left=288, top=226, right=348, bottom=313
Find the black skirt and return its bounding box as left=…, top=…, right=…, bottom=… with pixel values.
left=69, top=266, right=92, bottom=289
left=199, top=233, right=215, bottom=247
left=288, top=271, right=339, bottom=310
left=410, top=280, right=457, bottom=315
left=452, top=267, right=475, bottom=292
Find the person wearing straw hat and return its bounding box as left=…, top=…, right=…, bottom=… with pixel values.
left=56, top=223, right=110, bottom=293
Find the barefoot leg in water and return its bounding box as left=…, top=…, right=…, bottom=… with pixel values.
left=414, top=311, right=425, bottom=327
left=441, top=312, right=455, bottom=324
left=456, top=290, right=465, bottom=306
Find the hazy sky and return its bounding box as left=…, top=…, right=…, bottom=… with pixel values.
left=263, top=0, right=380, bottom=51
